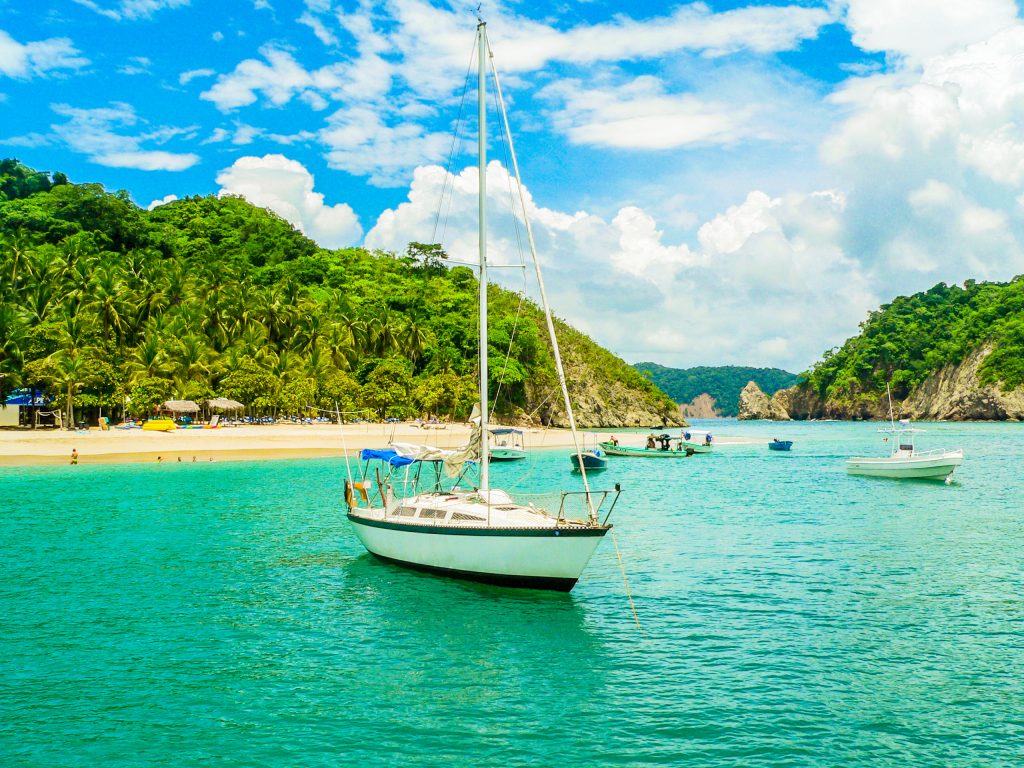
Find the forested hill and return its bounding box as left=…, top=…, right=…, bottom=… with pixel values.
left=633, top=362, right=797, bottom=417
left=798, top=277, right=1024, bottom=417
left=0, top=159, right=677, bottom=427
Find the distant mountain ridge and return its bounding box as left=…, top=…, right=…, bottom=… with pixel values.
left=633, top=363, right=798, bottom=417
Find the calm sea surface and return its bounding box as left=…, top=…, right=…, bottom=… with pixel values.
left=2, top=419, right=1022, bottom=766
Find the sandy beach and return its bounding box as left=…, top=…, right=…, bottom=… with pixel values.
left=0, top=423, right=571, bottom=466
left=0, top=423, right=759, bottom=466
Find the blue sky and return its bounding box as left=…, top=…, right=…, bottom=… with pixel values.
left=4, top=0, right=1024, bottom=373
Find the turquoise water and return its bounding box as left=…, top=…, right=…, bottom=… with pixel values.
left=2, top=420, right=1022, bottom=766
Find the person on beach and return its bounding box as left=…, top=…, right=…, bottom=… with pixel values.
left=70, top=448, right=78, bottom=465
left=177, top=456, right=182, bottom=462
left=192, top=456, right=197, bottom=462
left=157, top=456, right=162, bottom=462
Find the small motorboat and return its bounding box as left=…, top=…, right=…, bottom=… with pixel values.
left=846, top=388, right=963, bottom=482
left=488, top=427, right=526, bottom=461
left=570, top=448, right=608, bottom=472
left=769, top=439, right=793, bottom=451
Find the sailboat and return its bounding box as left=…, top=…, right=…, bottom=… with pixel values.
left=344, top=20, right=617, bottom=592
left=846, top=385, right=963, bottom=482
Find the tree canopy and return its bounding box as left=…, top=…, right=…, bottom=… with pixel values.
left=805, top=277, right=1024, bottom=405
left=0, top=159, right=675, bottom=426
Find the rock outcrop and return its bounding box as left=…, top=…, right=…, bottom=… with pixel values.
left=764, top=345, right=1024, bottom=421
left=903, top=345, right=1024, bottom=420
left=679, top=393, right=719, bottom=419
left=738, top=381, right=791, bottom=420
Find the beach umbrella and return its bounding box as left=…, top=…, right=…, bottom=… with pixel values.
left=205, top=398, right=245, bottom=411
left=160, top=399, right=200, bottom=413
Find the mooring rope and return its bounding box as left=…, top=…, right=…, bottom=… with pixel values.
left=611, top=530, right=643, bottom=632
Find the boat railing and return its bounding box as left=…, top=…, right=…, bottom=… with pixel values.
left=517, top=485, right=622, bottom=525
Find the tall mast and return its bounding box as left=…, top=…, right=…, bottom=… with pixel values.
left=477, top=20, right=489, bottom=492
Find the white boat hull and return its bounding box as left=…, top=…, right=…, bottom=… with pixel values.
left=846, top=450, right=963, bottom=480
left=347, top=514, right=608, bottom=591
left=489, top=448, right=526, bottom=461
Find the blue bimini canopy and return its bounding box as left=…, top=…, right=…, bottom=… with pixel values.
left=4, top=389, right=49, bottom=406
left=488, top=427, right=523, bottom=435
left=359, top=448, right=416, bottom=467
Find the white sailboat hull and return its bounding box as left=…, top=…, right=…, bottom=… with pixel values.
left=347, top=514, right=608, bottom=591
left=846, top=450, right=963, bottom=480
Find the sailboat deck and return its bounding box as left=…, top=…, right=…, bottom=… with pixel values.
left=349, top=490, right=598, bottom=530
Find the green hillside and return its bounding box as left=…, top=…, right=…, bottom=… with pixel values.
left=0, top=159, right=675, bottom=426
left=633, top=362, right=798, bottom=416
left=805, top=277, right=1024, bottom=405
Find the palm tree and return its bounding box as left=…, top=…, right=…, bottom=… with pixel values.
left=128, top=335, right=167, bottom=384
left=87, top=265, right=131, bottom=347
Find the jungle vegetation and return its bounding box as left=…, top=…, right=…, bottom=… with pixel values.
left=805, top=278, right=1024, bottom=403
left=0, top=159, right=674, bottom=425
left=634, top=362, right=797, bottom=416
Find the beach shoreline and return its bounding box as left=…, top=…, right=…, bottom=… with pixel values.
left=0, top=423, right=759, bottom=466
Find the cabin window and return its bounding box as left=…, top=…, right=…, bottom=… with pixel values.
left=451, top=512, right=485, bottom=522
left=419, top=508, right=447, bottom=519
left=397, top=506, right=417, bottom=517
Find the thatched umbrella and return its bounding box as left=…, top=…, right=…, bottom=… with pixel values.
left=206, top=398, right=245, bottom=411
left=160, top=399, right=200, bottom=413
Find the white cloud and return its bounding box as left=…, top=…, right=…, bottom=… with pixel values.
left=117, top=56, right=151, bottom=75
left=365, top=163, right=872, bottom=370
left=0, top=29, right=89, bottom=78
left=843, top=0, right=1018, bottom=63
left=216, top=154, right=363, bottom=248
left=147, top=193, right=178, bottom=210
left=71, top=0, right=190, bottom=21
left=298, top=11, right=338, bottom=46
left=384, top=0, right=833, bottom=100
left=319, top=106, right=451, bottom=187
left=543, top=75, right=755, bottom=150
left=179, top=67, right=215, bottom=85
left=50, top=102, right=200, bottom=171
left=823, top=24, right=1024, bottom=289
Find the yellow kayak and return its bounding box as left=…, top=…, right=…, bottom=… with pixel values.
left=142, top=419, right=177, bottom=432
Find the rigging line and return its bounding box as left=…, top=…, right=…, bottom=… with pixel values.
left=486, top=33, right=596, bottom=522
left=611, top=530, right=644, bottom=633
left=485, top=53, right=529, bottom=416
left=432, top=38, right=477, bottom=245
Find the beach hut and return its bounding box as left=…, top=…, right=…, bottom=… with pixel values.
left=206, top=398, right=244, bottom=412
left=160, top=400, right=200, bottom=424
left=1, top=389, right=51, bottom=427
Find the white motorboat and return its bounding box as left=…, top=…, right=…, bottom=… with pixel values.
left=488, top=427, right=526, bottom=461
left=345, top=20, right=616, bottom=591
left=846, top=387, right=963, bottom=482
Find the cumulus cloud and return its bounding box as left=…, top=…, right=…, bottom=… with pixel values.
left=843, top=0, right=1018, bottom=63
left=365, top=163, right=873, bottom=370
left=823, top=24, right=1024, bottom=290
left=0, top=29, right=89, bottom=78
left=216, top=154, right=363, bottom=248
left=319, top=106, right=451, bottom=187
left=147, top=193, right=178, bottom=210
left=50, top=102, right=200, bottom=171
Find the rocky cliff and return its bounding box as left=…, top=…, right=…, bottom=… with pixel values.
left=903, top=345, right=1024, bottom=420
left=737, top=381, right=791, bottom=420
left=746, top=345, right=1024, bottom=421
left=679, top=393, right=720, bottom=419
